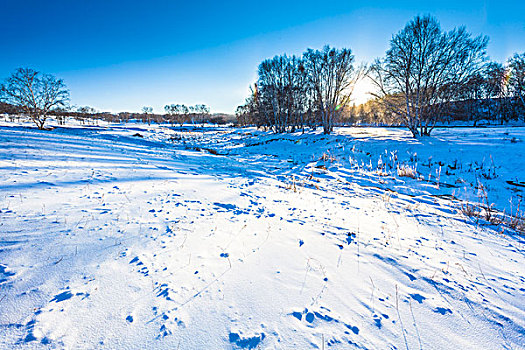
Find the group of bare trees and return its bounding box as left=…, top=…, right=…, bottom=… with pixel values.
left=457, top=53, right=525, bottom=125
left=70, top=104, right=216, bottom=126
left=164, top=104, right=210, bottom=126
left=367, top=16, right=525, bottom=134
left=368, top=15, right=489, bottom=136
left=238, top=15, right=525, bottom=137
left=354, top=49, right=525, bottom=130
left=236, top=46, right=363, bottom=134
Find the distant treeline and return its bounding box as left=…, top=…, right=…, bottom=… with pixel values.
left=236, top=15, right=525, bottom=136
left=349, top=96, right=525, bottom=127
left=0, top=68, right=234, bottom=130
left=0, top=102, right=234, bottom=126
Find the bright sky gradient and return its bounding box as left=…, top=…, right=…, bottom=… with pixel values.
left=1, top=0, right=524, bottom=114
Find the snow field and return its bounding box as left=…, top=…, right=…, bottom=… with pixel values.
left=0, top=122, right=524, bottom=349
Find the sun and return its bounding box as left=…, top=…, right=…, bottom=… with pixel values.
left=351, top=78, right=375, bottom=105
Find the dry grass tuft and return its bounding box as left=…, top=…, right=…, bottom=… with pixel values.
left=397, top=164, right=418, bottom=179
left=319, top=152, right=337, bottom=163
left=460, top=198, right=525, bottom=235
left=461, top=202, right=479, bottom=218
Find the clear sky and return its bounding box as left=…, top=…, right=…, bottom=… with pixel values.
left=1, top=0, right=524, bottom=114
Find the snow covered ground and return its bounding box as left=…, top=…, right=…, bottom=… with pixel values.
left=0, top=121, right=524, bottom=349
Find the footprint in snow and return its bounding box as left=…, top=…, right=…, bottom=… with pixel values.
left=346, top=232, right=356, bottom=244
left=434, top=307, right=452, bottom=315
left=50, top=291, right=73, bottom=303
left=152, top=308, right=185, bottom=339
left=129, top=256, right=150, bottom=276
left=0, top=264, right=15, bottom=284
left=410, top=293, right=426, bottom=304
left=21, top=290, right=89, bottom=344
left=50, top=290, right=90, bottom=303
left=228, top=331, right=265, bottom=349
left=290, top=308, right=359, bottom=334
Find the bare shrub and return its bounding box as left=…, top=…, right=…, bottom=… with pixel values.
left=461, top=202, right=479, bottom=218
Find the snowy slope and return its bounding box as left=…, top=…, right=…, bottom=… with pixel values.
left=0, top=123, right=524, bottom=349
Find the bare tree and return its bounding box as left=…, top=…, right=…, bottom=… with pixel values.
left=194, top=104, right=210, bottom=126
left=188, top=105, right=196, bottom=124
left=369, top=15, right=488, bottom=136
left=236, top=85, right=261, bottom=127
left=164, top=104, right=188, bottom=126
left=508, top=52, right=525, bottom=120
left=0, top=68, right=69, bottom=130
left=304, top=45, right=362, bottom=134
left=75, top=106, right=98, bottom=124
left=482, top=62, right=509, bottom=123
left=141, top=106, right=153, bottom=125
left=257, top=54, right=309, bottom=132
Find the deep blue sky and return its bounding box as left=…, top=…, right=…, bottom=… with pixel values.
left=2, top=0, right=524, bottom=113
